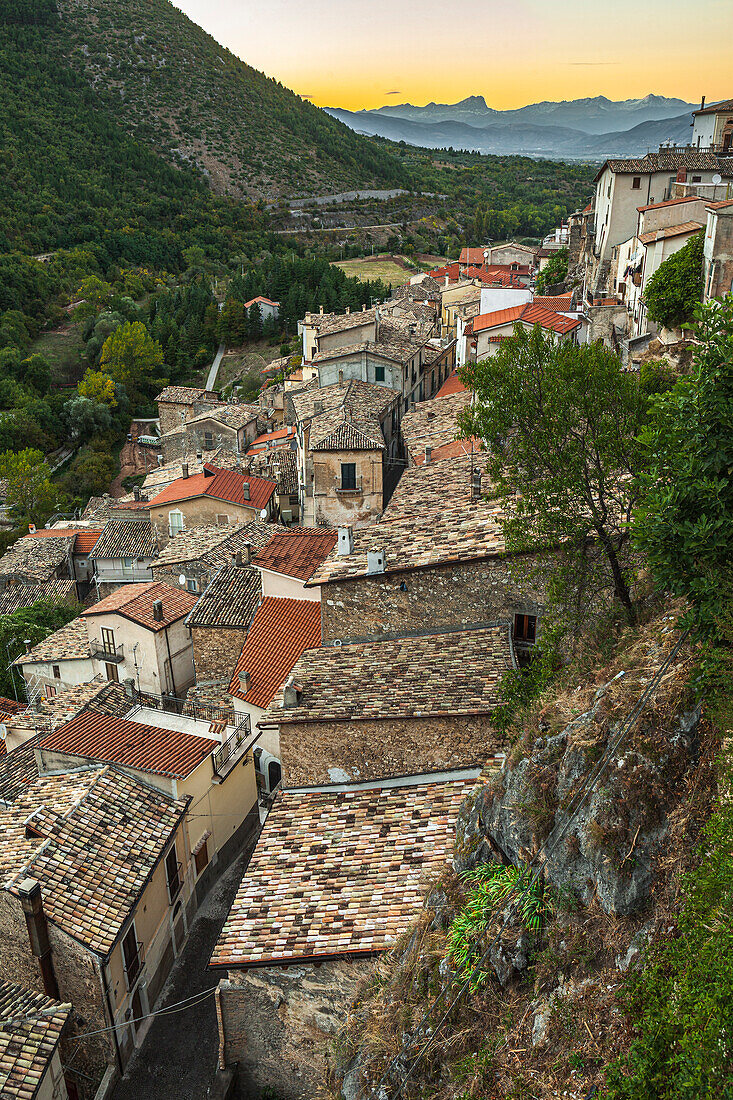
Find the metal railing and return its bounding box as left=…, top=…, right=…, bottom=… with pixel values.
left=212, top=714, right=252, bottom=778
left=336, top=475, right=363, bottom=494
left=89, top=640, right=125, bottom=663
left=124, top=940, right=145, bottom=987
left=129, top=686, right=236, bottom=725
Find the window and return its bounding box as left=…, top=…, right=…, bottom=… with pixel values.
left=122, top=557, right=133, bottom=571
left=692, top=175, right=702, bottom=183
left=165, top=843, right=182, bottom=902
left=52, top=664, right=61, bottom=680
left=169, top=510, right=184, bottom=537
left=215, top=513, right=230, bottom=525
left=513, top=613, right=537, bottom=643
left=186, top=578, right=198, bottom=593
left=102, top=627, right=116, bottom=656
left=194, top=840, right=209, bottom=877
left=340, top=463, right=357, bottom=491
left=631, top=176, right=641, bottom=190
left=122, top=922, right=142, bottom=988
left=374, top=365, right=385, bottom=382
left=203, top=431, right=214, bottom=450
left=44, top=684, right=58, bottom=700
left=105, top=663, right=119, bottom=683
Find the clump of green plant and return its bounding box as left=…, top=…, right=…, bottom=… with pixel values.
left=447, top=864, right=554, bottom=990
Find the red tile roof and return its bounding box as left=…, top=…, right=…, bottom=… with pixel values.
left=413, top=437, right=482, bottom=465
left=637, top=195, right=706, bottom=213
left=82, top=581, right=198, bottom=631
left=74, top=530, right=102, bottom=554
left=251, top=530, right=337, bottom=582
left=459, top=246, right=489, bottom=266
left=638, top=221, right=704, bottom=245
left=228, top=597, right=322, bottom=708
left=43, top=710, right=214, bottom=779
left=435, top=371, right=467, bottom=397
left=244, top=296, right=280, bottom=308
left=471, top=301, right=581, bottom=336
left=246, top=426, right=296, bottom=454
left=149, top=465, right=277, bottom=512
left=706, top=199, right=733, bottom=210
left=532, top=294, right=574, bottom=311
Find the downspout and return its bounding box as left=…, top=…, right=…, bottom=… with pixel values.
left=215, top=985, right=227, bottom=1071
left=99, top=959, right=124, bottom=1077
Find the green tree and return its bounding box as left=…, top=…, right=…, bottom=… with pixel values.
left=75, top=275, right=113, bottom=319
left=535, top=247, right=569, bottom=294
left=0, top=599, right=82, bottom=701
left=61, top=446, right=116, bottom=498
left=63, top=396, right=113, bottom=442
left=0, top=448, right=59, bottom=525
left=634, top=298, right=733, bottom=641
left=99, top=321, right=165, bottom=400
left=20, top=353, right=51, bottom=395
left=643, top=232, right=704, bottom=330
left=460, top=325, right=647, bottom=620
left=78, top=368, right=117, bottom=407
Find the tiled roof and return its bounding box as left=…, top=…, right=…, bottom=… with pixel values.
left=16, top=617, right=90, bottom=665
left=311, top=307, right=376, bottom=336
left=693, top=98, right=733, bottom=115
left=246, top=425, right=296, bottom=453
left=228, top=597, right=322, bottom=708
left=185, top=403, right=259, bottom=431
left=0, top=535, right=73, bottom=583
left=248, top=450, right=299, bottom=495
left=74, top=529, right=102, bottom=554
left=435, top=371, right=467, bottom=397
left=251, top=530, right=337, bottom=582
left=263, top=624, right=510, bottom=724
left=89, top=520, right=158, bottom=561
left=186, top=566, right=261, bottom=628
left=244, top=296, right=280, bottom=308
left=0, top=580, right=77, bottom=616
left=291, top=379, right=396, bottom=451
left=150, top=521, right=273, bottom=569
left=0, top=758, right=187, bottom=957
left=386, top=454, right=488, bottom=518
left=0, top=980, right=71, bottom=1100
left=142, top=450, right=244, bottom=493
left=156, top=386, right=217, bottom=405
left=210, top=772, right=480, bottom=967
left=82, top=681, right=135, bottom=719
left=148, top=466, right=276, bottom=513
left=400, top=391, right=472, bottom=462
left=414, top=437, right=482, bottom=465
left=638, top=221, right=704, bottom=245
left=459, top=246, right=490, bottom=265
left=636, top=194, right=706, bottom=213
left=532, top=294, right=574, bottom=310
left=471, top=301, right=581, bottom=335
left=202, top=522, right=276, bottom=570
left=22, top=526, right=101, bottom=554
left=311, top=421, right=384, bottom=451
left=82, top=581, right=198, bottom=631
left=42, top=710, right=215, bottom=780
left=706, top=199, right=733, bottom=210
left=595, top=150, right=733, bottom=181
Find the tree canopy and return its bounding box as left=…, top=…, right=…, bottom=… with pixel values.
left=643, top=232, right=704, bottom=331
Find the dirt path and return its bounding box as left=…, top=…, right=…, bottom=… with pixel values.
left=109, top=441, right=160, bottom=498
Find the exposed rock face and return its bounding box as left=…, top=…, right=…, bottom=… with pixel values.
left=455, top=678, right=701, bottom=917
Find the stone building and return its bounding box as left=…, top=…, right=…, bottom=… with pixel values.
left=159, top=404, right=260, bottom=464
left=186, top=561, right=262, bottom=682
left=150, top=520, right=274, bottom=595
left=259, top=622, right=511, bottom=786
left=704, top=198, right=733, bottom=300
left=400, top=388, right=473, bottom=465
left=88, top=519, right=159, bottom=596
left=209, top=769, right=481, bottom=1100
left=155, top=385, right=221, bottom=436
left=147, top=465, right=277, bottom=544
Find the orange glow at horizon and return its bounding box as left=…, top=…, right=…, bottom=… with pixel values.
left=175, top=0, right=732, bottom=115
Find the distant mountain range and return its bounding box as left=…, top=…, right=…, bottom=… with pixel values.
left=325, top=95, right=698, bottom=160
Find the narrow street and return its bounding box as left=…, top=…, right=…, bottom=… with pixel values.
left=111, top=853, right=253, bottom=1100
left=206, top=342, right=226, bottom=390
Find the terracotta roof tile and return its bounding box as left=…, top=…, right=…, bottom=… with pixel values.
left=251, top=531, right=337, bottom=582
left=638, top=221, right=704, bottom=245
left=435, top=371, right=467, bottom=397
left=210, top=772, right=480, bottom=967
left=151, top=521, right=274, bottom=570
left=0, top=580, right=77, bottom=616
left=186, top=566, right=261, bottom=628
left=82, top=581, right=198, bottom=631
left=148, top=465, right=276, bottom=512
left=229, top=597, right=322, bottom=708
left=156, top=386, right=217, bottom=405
left=89, top=520, right=158, bottom=561
left=0, top=535, right=73, bottom=583
left=0, top=981, right=71, bottom=1100
left=636, top=194, right=706, bottom=213
left=16, top=617, right=90, bottom=665
left=42, top=710, right=215, bottom=780
left=74, top=529, right=102, bottom=554
left=400, top=391, right=472, bottom=462
left=472, top=301, right=581, bottom=335
left=263, top=624, right=511, bottom=724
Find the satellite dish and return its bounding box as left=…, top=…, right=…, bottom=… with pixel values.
left=712, top=173, right=723, bottom=185
left=260, top=509, right=268, bottom=520
left=483, top=250, right=490, bottom=260
left=178, top=574, right=186, bottom=586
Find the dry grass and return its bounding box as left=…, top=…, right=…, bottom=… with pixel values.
left=333, top=255, right=413, bottom=285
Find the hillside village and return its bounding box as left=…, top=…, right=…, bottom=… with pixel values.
left=0, top=97, right=732, bottom=1100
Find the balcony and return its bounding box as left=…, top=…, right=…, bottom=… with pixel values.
left=335, top=476, right=363, bottom=495
left=212, top=715, right=256, bottom=780
left=89, top=640, right=125, bottom=663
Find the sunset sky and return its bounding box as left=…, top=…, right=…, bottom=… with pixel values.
left=175, top=0, right=732, bottom=112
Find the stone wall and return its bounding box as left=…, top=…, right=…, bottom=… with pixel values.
left=279, top=714, right=501, bottom=787
left=320, top=555, right=546, bottom=643
left=191, top=625, right=251, bottom=682
left=0, top=891, right=113, bottom=1096
left=151, top=561, right=214, bottom=595
left=217, top=958, right=369, bottom=1099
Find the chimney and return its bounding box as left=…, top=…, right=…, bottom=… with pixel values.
left=133, top=485, right=141, bottom=501
left=23, top=638, right=32, bottom=655
left=242, top=482, right=250, bottom=500
left=28, top=523, right=36, bottom=534
left=17, top=879, right=60, bottom=1000
left=339, top=369, right=344, bottom=387
left=700, top=95, right=706, bottom=111
left=153, top=599, right=164, bottom=622
left=196, top=450, right=203, bottom=462
left=282, top=675, right=302, bottom=708
left=424, top=445, right=432, bottom=464
left=367, top=549, right=386, bottom=576
left=157, top=454, right=164, bottom=466
left=182, top=463, right=189, bottom=479
left=238, top=669, right=251, bottom=693
left=337, top=525, right=354, bottom=556
left=319, top=305, right=324, bottom=315
left=234, top=549, right=243, bottom=566
left=362, top=303, right=366, bottom=312
left=123, top=678, right=135, bottom=701
left=314, top=400, right=324, bottom=416
left=345, top=306, right=350, bottom=315
left=471, top=467, right=483, bottom=501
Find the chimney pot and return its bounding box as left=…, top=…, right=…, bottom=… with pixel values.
left=366, top=549, right=386, bottom=576
left=339, top=370, right=344, bottom=386
left=133, top=485, right=141, bottom=501
left=319, top=305, right=324, bottom=315
left=282, top=675, right=302, bottom=708
left=157, top=453, right=164, bottom=465
left=153, top=599, right=164, bottom=622
left=182, top=463, right=189, bottom=479
left=24, top=638, right=32, bottom=655
left=242, top=482, right=250, bottom=500
left=28, top=523, right=36, bottom=534
left=337, top=525, right=354, bottom=556
left=238, top=669, right=251, bottom=693
left=123, top=678, right=135, bottom=700
left=424, top=445, right=432, bottom=463
left=345, top=306, right=350, bottom=314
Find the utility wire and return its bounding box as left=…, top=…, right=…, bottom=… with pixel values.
left=1, top=985, right=215, bottom=1037
left=370, top=629, right=690, bottom=1099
